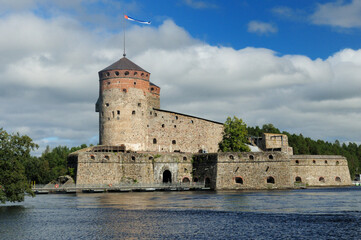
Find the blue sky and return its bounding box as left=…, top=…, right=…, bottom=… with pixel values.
left=1, top=0, right=361, bottom=154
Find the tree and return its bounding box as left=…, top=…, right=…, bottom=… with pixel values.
left=0, top=128, right=38, bottom=203
left=219, top=116, right=250, bottom=152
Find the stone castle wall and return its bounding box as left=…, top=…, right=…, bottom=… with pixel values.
left=71, top=151, right=351, bottom=189
left=289, top=155, right=351, bottom=186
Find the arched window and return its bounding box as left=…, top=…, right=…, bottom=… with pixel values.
left=235, top=177, right=243, bottom=184
left=172, top=140, right=176, bottom=145
left=132, top=110, right=136, bottom=115
left=319, top=177, right=325, bottom=183
left=269, top=155, right=274, bottom=160
left=295, top=176, right=302, bottom=182
left=104, top=155, right=109, bottom=160
left=335, top=177, right=341, bottom=182
left=153, top=138, right=157, bottom=144
left=205, top=177, right=211, bottom=187
left=229, top=155, right=234, bottom=160
left=267, top=176, right=275, bottom=184
left=295, top=160, right=299, bottom=164
left=124, top=71, right=129, bottom=75
left=249, top=155, right=254, bottom=160
left=183, top=156, right=187, bottom=161
left=182, top=177, right=190, bottom=183
left=90, top=155, right=95, bottom=160
left=193, top=177, right=199, bottom=182
left=131, top=156, right=136, bottom=161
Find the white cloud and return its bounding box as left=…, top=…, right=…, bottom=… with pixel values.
left=1, top=10, right=361, bottom=156
left=247, top=20, right=278, bottom=35
left=311, top=0, right=361, bottom=28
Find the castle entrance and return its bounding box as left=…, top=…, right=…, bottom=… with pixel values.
left=163, top=170, right=172, bottom=183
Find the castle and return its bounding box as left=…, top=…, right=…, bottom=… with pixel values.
left=68, top=57, right=351, bottom=190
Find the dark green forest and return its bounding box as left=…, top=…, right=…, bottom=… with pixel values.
left=247, top=124, right=361, bottom=179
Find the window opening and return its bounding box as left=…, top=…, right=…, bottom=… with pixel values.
left=163, top=170, right=172, bottom=183
left=153, top=138, right=157, bottom=144
left=235, top=177, right=243, bottom=184
left=267, top=176, right=275, bottom=184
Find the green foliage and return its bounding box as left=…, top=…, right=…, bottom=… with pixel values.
left=247, top=124, right=361, bottom=179
left=0, top=128, right=37, bottom=203
left=219, top=116, right=250, bottom=152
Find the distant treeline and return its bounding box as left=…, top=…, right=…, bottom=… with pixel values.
left=247, top=124, right=361, bottom=179
left=24, top=144, right=89, bottom=184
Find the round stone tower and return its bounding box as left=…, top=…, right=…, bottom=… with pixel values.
left=96, top=57, right=160, bottom=150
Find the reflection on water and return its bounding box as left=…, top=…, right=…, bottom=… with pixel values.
left=1, top=187, right=361, bottom=239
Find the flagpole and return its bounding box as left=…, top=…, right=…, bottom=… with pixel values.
left=123, top=13, right=126, bottom=57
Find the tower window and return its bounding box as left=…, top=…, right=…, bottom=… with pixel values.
left=134, top=72, right=138, bottom=75
left=123, top=89, right=127, bottom=93
left=150, top=111, right=152, bottom=115
left=117, top=110, right=120, bottom=115
left=105, top=103, right=109, bottom=107
left=162, top=124, right=165, bottom=128
left=125, top=71, right=129, bottom=75
left=106, top=72, right=110, bottom=76
left=172, top=140, right=176, bottom=144
left=174, top=125, right=176, bottom=128
left=141, top=73, right=144, bottom=76
left=115, top=71, right=119, bottom=76
left=107, top=81, right=110, bottom=85
left=112, top=111, right=114, bottom=118
left=134, top=81, right=136, bottom=85
left=175, top=116, right=178, bottom=120
left=269, top=155, right=274, bottom=160
left=249, top=155, right=254, bottom=160
left=153, top=138, right=157, bottom=144
left=132, top=110, right=136, bottom=115
left=138, top=103, right=141, bottom=107
left=151, top=87, right=154, bottom=91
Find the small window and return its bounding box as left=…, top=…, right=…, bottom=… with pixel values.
left=269, top=155, right=273, bottom=160
left=131, top=156, right=135, bottom=161
left=174, top=125, right=176, bottom=128
left=134, top=81, right=136, bottom=85
left=141, top=73, right=144, bottom=76
left=229, top=155, right=234, bottom=160
left=107, top=117, right=110, bottom=121
left=313, top=160, right=316, bottom=164
left=134, top=72, right=138, bottom=76
left=267, top=176, right=275, bottom=184
left=105, top=103, right=109, bottom=107
left=325, top=160, right=328, bottom=164
left=155, top=113, right=157, bottom=117
left=90, top=155, right=95, bottom=160
left=335, top=177, right=341, bottom=182
left=106, top=72, right=110, bottom=76
left=117, top=110, right=120, bottom=115
left=115, top=71, right=119, bottom=76
left=112, top=111, right=114, bottom=118
left=107, top=81, right=110, bottom=85
left=132, top=110, right=136, bottom=115
left=190, top=120, right=194, bottom=124
left=249, top=155, right=254, bottom=160
left=295, top=160, right=299, bottom=164
left=172, top=140, right=176, bottom=145
left=336, top=161, right=339, bottom=165
left=182, top=177, right=190, bottom=183
left=162, top=124, right=165, bottom=128
left=123, top=89, right=127, bottom=93
left=104, top=155, right=109, bottom=160
left=138, top=103, right=141, bottom=107
left=153, top=138, right=157, bottom=144
left=235, top=177, right=243, bottom=184
left=150, top=111, right=152, bottom=115
left=125, top=71, right=129, bottom=75
left=193, top=177, right=199, bottom=182
left=149, top=156, right=153, bottom=160
left=151, top=87, right=154, bottom=91
left=295, top=176, right=302, bottom=182
left=175, top=116, right=178, bottom=120
left=319, top=177, right=325, bottom=183
left=146, top=74, right=148, bottom=77
left=183, top=156, right=187, bottom=161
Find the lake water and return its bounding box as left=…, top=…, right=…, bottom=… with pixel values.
left=1, top=187, right=361, bottom=239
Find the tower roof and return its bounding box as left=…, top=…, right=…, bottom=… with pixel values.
left=100, top=57, right=149, bottom=73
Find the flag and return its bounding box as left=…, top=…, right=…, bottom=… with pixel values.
left=124, top=15, right=151, bottom=24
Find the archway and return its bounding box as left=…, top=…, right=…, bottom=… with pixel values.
left=163, top=170, right=172, bottom=183
left=205, top=177, right=211, bottom=187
